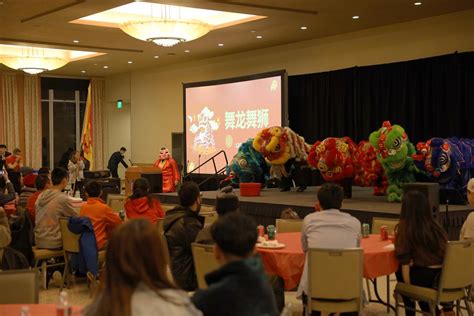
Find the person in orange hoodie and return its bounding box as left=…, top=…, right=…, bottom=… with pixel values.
left=80, top=181, right=121, bottom=250
left=124, top=178, right=164, bottom=224
left=26, top=174, right=50, bottom=225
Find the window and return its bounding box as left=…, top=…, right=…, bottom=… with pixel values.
left=41, top=78, right=89, bottom=168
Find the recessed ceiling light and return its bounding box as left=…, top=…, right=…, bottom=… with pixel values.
left=185, top=50, right=190, bottom=53
left=300, top=26, right=307, bottom=30
left=73, top=40, right=79, bottom=43
left=103, top=65, right=108, bottom=69
left=81, top=70, right=86, bottom=73
left=414, top=2, right=422, bottom=5
left=352, top=15, right=359, bottom=19
left=218, top=43, right=224, bottom=47
left=127, top=61, right=133, bottom=64
left=154, top=55, right=159, bottom=59
left=250, top=30, right=256, bottom=33
left=93, top=63, right=98, bottom=66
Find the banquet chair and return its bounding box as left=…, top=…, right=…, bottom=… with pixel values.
left=59, top=218, right=106, bottom=291
left=395, top=240, right=474, bottom=316
left=306, top=248, right=363, bottom=315
left=0, top=269, right=39, bottom=304
left=191, top=243, right=220, bottom=289
left=371, top=217, right=399, bottom=235
left=276, top=219, right=303, bottom=233
left=32, top=247, right=64, bottom=290
left=161, top=203, right=177, bottom=213
left=106, top=194, right=126, bottom=213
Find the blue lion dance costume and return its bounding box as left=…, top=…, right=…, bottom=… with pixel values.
left=225, top=139, right=269, bottom=186
left=414, top=137, right=474, bottom=203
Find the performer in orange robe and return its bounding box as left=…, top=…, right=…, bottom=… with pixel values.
left=153, top=147, right=180, bottom=193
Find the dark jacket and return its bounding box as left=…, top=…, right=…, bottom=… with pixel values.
left=107, top=151, right=128, bottom=170
left=68, top=217, right=99, bottom=277
left=192, top=256, right=279, bottom=316
left=0, top=247, right=29, bottom=270
left=9, top=210, right=34, bottom=265
left=163, top=206, right=204, bottom=291
left=0, top=182, right=16, bottom=206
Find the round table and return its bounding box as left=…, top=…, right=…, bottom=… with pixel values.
left=256, top=232, right=398, bottom=290
left=0, top=304, right=82, bottom=316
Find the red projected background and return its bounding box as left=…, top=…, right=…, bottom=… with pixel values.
left=185, top=74, right=283, bottom=174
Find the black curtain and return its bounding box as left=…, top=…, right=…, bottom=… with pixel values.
left=288, top=52, right=474, bottom=144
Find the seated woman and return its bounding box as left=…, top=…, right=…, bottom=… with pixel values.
left=124, top=178, right=164, bottom=224
left=395, top=191, right=452, bottom=316
left=460, top=178, right=474, bottom=240
left=84, top=219, right=201, bottom=316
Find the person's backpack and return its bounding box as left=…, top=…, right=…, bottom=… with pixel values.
left=0, top=247, right=29, bottom=270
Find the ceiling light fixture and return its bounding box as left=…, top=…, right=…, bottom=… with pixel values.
left=127, top=61, right=133, bottom=64
left=0, top=44, right=102, bottom=74
left=256, top=35, right=262, bottom=39
left=81, top=70, right=86, bottom=73
left=352, top=15, right=359, bottom=19
left=73, top=40, right=79, bottom=43
left=103, top=65, right=108, bottom=69
left=300, top=26, right=307, bottom=30
left=218, top=43, right=224, bottom=47
left=185, top=50, right=190, bottom=53
left=154, top=55, right=159, bottom=58
left=414, top=2, right=422, bottom=5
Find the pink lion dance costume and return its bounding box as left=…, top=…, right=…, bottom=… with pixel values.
left=154, top=147, right=180, bottom=193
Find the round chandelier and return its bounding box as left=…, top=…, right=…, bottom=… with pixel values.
left=0, top=47, right=69, bottom=74
left=120, top=19, right=211, bottom=47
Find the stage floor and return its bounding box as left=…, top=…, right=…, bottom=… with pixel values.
left=157, top=186, right=472, bottom=239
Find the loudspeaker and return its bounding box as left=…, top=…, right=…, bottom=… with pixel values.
left=82, top=177, right=121, bottom=201
left=84, top=170, right=110, bottom=179
left=403, top=183, right=440, bottom=219
left=142, top=172, right=163, bottom=193
left=172, top=132, right=184, bottom=166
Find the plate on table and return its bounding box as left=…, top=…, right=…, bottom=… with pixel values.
left=256, top=242, right=286, bottom=249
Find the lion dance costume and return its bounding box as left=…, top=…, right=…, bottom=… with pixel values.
left=369, top=121, right=418, bottom=202
left=153, top=147, right=180, bottom=193
left=413, top=137, right=474, bottom=203
left=253, top=126, right=311, bottom=192
left=225, top=139, right=269, bottom=186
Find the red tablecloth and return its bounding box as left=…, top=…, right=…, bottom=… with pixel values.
left=0, top=304, right=82, bottom=316
left=257, top=233, right=398, bottom=290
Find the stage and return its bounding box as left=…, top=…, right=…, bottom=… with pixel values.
left=157, top=186, right=473, bottom=240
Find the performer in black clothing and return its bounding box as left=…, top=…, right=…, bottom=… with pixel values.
left=0, top=144, right=11, bottom=170
left=107, top=147, right=129, bottom=178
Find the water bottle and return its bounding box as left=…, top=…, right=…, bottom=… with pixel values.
left=20, top=306, right=30, bottom=316
left=57, top=290, right=72, bottom=316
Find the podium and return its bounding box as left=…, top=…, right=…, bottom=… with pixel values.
left=125, top=166, right=162, bottom=195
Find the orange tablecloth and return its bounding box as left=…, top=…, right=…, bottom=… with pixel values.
left=0, top=304, right=82, bottom=316
left=256, top=233, right=398, bottom=290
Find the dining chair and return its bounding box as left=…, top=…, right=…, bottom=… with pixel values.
left=191, top=243, right=220, bottom=289
left=395, top=240, right=474, bottom=316
left=106, top=194, right=126, bottom=213
left=276, top=219, right=304, bottom=233
left=371, top=217, right=399, bottom=235
left=0, top=269, right=39, bottom=304
left=306, top=248, right=364, bottom=315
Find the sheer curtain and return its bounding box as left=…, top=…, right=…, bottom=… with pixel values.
left=23, top=75, right=42, bottom=168
left=90, top=78, right=106, bottom=170
left=0, top=74, right=20, bottom=150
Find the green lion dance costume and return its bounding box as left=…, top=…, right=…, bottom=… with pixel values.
left=369, top=121, right=418, bottom=202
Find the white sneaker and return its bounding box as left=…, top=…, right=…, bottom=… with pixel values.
left=52, top=271, right=63, bottom=288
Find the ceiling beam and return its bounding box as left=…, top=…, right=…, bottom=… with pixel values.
left=21, top=0, right=86, bottom=23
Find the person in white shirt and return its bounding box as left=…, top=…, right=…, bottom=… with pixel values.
left=298, top=183, right=361, bottom=316
left=460, top=178, right=474, bottom=240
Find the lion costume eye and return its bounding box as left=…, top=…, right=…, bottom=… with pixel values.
left=238, top=159, right=248, bottom=168
left=392, top=137, right=402, bottom=150
left=318, top=161, right=328, bottom=172
left=274, top=144, right=281, bottom=152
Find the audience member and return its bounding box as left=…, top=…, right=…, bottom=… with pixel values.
left=80, top=181, right=121, bottom=250
left=17, top=168, right=37, bottom=210
left=38, top=167, right=51, bottom=176
left=164, top=181, right=204, bottom=291
left=280, top=207, right=300, bottom=219
left=0, top=144, right=11, bottom=170
left=395, top=191, right=452, bottom=316
left=192, top=212, right=279, bottom=316
left=0, top=207, right=11, bottom=250
left=297, top=183, right=361, bottom=316
left=0, top=172, right=16, bottom=207
left=58, top=147, right=74, bottom=170
left=84, top=219, right=201, bottom=316
left=0, top=206, right=28, bottom=270
left=26, top=174, right=50, bottom=225
left=35, top=167, right=77, bottom=249
left=460, top=178, right=474, bottom=240
left=124, top=178, right=164, bottom=224
left=196, top=186, right=239, bottom=244
left=68, top=150, right=85, bottom=196
left=6, top=148, right=23, bottom=193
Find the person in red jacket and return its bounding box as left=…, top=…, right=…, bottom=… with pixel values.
left=26, top=174, right=50, bottom=225
left=153, top=147, right=180, bottom=193
left=124, top=178, right=164, bottom=223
